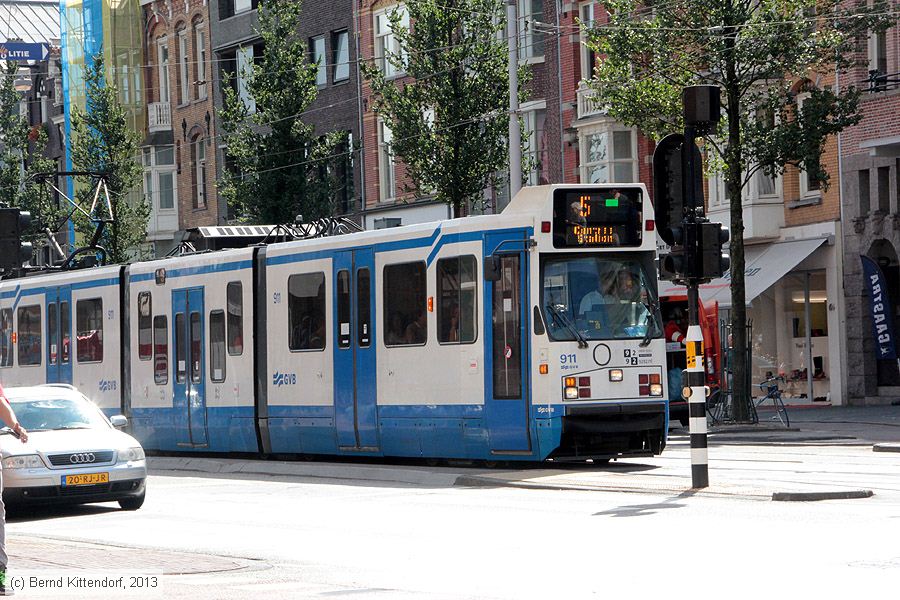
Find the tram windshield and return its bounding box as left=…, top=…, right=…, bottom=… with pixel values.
left=542, top=255, right=662, bottom=341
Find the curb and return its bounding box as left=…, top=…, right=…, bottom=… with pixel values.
left=771, top=490, right=874, bottom=502
left=873, top=443, right=900, bottom=453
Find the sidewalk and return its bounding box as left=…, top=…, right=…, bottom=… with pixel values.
left=142, top=404, right=900, bottom=502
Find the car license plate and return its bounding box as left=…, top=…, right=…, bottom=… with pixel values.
left=61, top=472, right=109, bottom=486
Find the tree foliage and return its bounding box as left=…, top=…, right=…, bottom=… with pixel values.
left=70, top=54, right=146, bottom=264
left=586, top=0, right=894, bottom=419
left=362, top=0, right=529, bottom=215
left=0, top=61, right=60, bottom=243
left=219, top=0, right=347, bottom=225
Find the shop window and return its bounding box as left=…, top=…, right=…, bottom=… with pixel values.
left=154, top=315, right=168, bottom=385
left=437, top=256, right=478, bottom=344
left=76, top=298, right=103, bottom=363
left=383, top=262, right=427, bottom=346
left=209, top=310, right=226, bottom=382
left=138, top=292, right=152, bottom=360
left=288, top=272, right=326, bottom=351
left=17, top=305, right=41, bottom=366
left=227, top=282, right=243, bottom=355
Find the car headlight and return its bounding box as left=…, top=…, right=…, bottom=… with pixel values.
left=3, top=454, right=44, bottom=469
left=117, top=447, right=146, bottom=463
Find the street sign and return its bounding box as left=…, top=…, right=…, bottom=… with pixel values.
left=651, top=133, right=703, bottom=246
left=0, top=42, right=49, bottom=61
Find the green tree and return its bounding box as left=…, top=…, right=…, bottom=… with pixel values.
left=0, top=62, right=60, bottom=243
left=362, top=0, right=529, bottom=216
left=69, top=54, right=146, bottom=264
left=219, top=0, right=347, bottom=224
left=587, top=0, right=892, bottom=420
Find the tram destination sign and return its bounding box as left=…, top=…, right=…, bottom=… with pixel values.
left=552, top=187, right=643, bottom=248
left=0, top=42, right=50, bottom=61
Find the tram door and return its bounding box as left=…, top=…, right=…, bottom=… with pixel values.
left=484, top=233, right=531, bottom=452
left=172, top=288, right=208, bottom=447
left=333, top=248, right=379, bottom=450
left=45, top=287, right=72, bottom=384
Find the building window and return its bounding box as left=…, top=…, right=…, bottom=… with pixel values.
left=859, top=169, right=870, bottom=217
left=869, top=27, right=888, bottom=77
left=154, top=315, right=168, bottom=385
left=331, top=132, right=353, bottom=214
left=17, top=305, right=41, bottom=366
left=138, top=292, right=152, bottom=360
left=237, top=44, right=256, bottom=113
left=518, top=0, right=545, bottom=60
left=796, top=94, right=822, bottom=198
left=76, top=298, right=103, bottom=363
left=157, top=37, right=170, bottom=103
left=310, top=35, right=326, bottom=87
left=332, top=30, right=350, bottom=82
left=209, top=310, right=226, bottom=382
left=192, top=136, right=207, bottom=209
left=522, top=105, right=547, bottom=186
left=437, top=256, right=478, bottom=344
left=374, top=5, right=408, bottom=77
left=178, top=29, right=190, bottom=105
left=143, top=146, right=177, bottom=212
left=378, top=119, right=395, bottom=201
left=195, top=23, right=208, bottom=100
left=227, top=281, right=243, bottom=355
left=579, top=125, right=637, bottom=183
left=384, top=262, right=427, bottom=346
left=288, top=272, right=326, bottom=351
left=579, top=2, right=596, bottom=80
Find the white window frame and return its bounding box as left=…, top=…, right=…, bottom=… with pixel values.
left=156, top=37, right=170, bottom=104
left=521, top=101, right=546, bottom=186
left=236, top=44, right=256, bottom=113
left=333, top=29, right=350, bottom=82
left=868, top=27, right=888, bottom=76
left=195, top=23, right=208, bottom=100
left=578, top=122, right=638, bottom=184
left=234, top=0, right=252, bottom=15
left=517, top=0, right=545, bottom=61
left=311, top=35, right=326, bottom=87
left=177, top=29, right=190, bottom=105
left=796, top=93, right=822, bottom=198
left=194, top=138, right=207, bottom=210
left=579, top=2, right=595, bottom=81
left=377, top=119, right=396, bottom=202
left=374, top=4, right=409, bottom=78
left=143, top=146, right=177, bottom=213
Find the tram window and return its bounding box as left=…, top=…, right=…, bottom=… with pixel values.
left=190, top=312, right=202, bottom=383
left=60, top=301, right=70, bottom=364
left=383, top=262, right=427, bottom=347
left=288, top=272, right=326, bottom=351
left=226, top=282, right=243, bottom=355
left=76, top=298, right=104, bottom=363
left=437, top=256, right=477, bottom=344
left=17, top=305, right=41, bottom=366
left=154, top=315, right=168, bottom=385
left=357, top=268, right=371, bottom=347
left=0, top=308, right=12, bottom=367
left=209, top=310, right=226, bottom=382
left=337, top=270, right=351, bottom=349
left=138, top=292, right=152, bottom=360
left=175, top=313, right=186, bottom=383
left=48, top=302, right=57, bottom=365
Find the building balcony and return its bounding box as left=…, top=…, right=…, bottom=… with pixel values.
left=147, top=102, right=171, bottom=132
left=577, top=83, right=605, bottom=120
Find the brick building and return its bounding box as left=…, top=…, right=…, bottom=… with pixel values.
left=839, top=16, right=900, bottom=404
left=142, top=0, right=219, bottom=255
left=209, top=0, right=361, bottom=225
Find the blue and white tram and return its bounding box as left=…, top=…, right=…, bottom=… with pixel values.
left=0, top=184, right=668, bottom=461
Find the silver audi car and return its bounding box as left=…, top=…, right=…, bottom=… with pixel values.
left=0, top=385, right=146, bottom=510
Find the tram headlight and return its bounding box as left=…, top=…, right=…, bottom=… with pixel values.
left=649, top=383, right=663, bottom=397
left=609, top=369, right=623, bottom=382
left=564, top=386, right=579, bottom=400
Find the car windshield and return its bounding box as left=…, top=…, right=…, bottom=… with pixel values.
left=7, top=396, right=110, bottom=432
left=542, top=255, right=662, bottom=341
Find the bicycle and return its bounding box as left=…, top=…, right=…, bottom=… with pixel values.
left=755, top=375, right=790, bottom=428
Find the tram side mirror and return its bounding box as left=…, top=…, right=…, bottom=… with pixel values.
left=484, top=255, right=502, bottom=281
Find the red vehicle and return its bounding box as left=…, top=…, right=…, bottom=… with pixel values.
left=658, top=293, right=721, bottom=426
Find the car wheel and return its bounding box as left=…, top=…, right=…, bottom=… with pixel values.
left=118, top=491, right=145, bottom=511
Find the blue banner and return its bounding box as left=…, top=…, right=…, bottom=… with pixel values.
left=861, top=255, right=898, bottom=360
left=0, top=42, right=49, bottom=61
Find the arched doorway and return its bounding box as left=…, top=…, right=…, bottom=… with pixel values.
left=867, top=239, right=900, bottom=386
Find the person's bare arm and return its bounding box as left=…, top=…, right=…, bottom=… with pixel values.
left=0, top=396, right=28, bottom=443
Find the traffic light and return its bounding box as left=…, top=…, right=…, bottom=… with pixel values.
left=0, top=208, right=33, bottom=272
left=697, top=221, right=730, bottom=279
left=659, top=224, right=687, bottom=281
left=659, top=221, right=729, bottom=282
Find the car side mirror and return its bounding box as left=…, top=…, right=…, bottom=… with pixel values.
left=110, top=415, right=128, bottom=429
left=484, top=255, right=502, bottom=281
